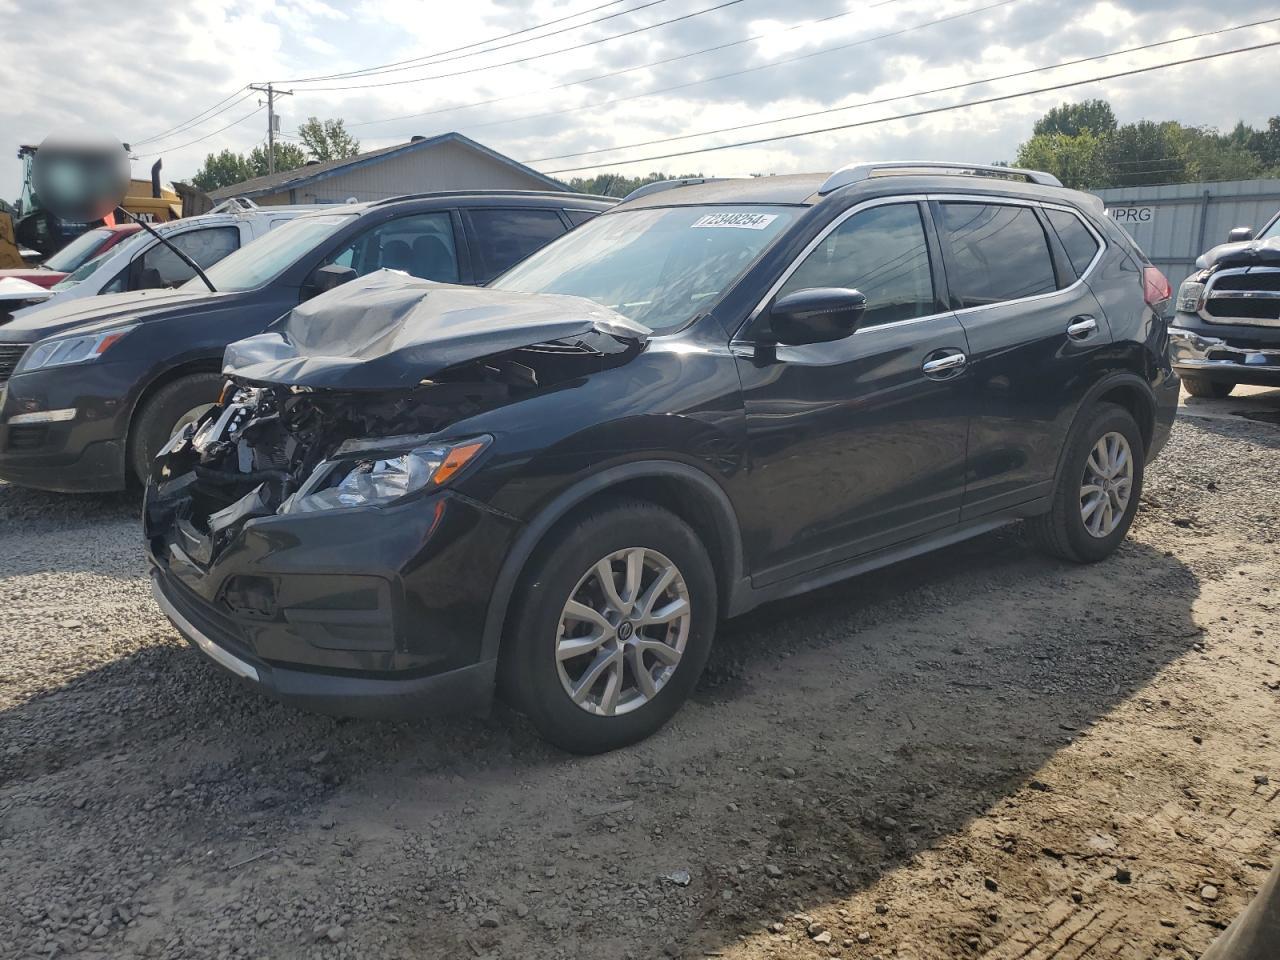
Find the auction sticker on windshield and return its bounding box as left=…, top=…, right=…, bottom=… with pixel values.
left=691, top=212, right=779, bottom=230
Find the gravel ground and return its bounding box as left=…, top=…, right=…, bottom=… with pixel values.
left=1, top=411, right=1278, bottom=960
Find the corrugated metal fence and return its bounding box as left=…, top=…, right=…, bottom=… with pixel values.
left=1093, top=178, right=1280, bottom=298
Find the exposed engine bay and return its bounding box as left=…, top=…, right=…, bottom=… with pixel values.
left=145, top=332, right=640, bottom=565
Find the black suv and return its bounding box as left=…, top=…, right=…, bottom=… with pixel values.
left=145, top=162, right=1179, bottom=754
left=0, top=191, right=612, bottom=492
left=1169, top=207, right=1280, bottom=396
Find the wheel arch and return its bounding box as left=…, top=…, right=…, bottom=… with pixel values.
left=1051, top=370, right=1157, bottom=490
left=479, top=461, right=746, bottom=663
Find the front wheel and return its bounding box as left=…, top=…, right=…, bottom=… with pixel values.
left=128, top=373, right=224, bottom=485
left=1028, top=402, right=1145, bottom=563
left=500, top=500, right=717, bottom=754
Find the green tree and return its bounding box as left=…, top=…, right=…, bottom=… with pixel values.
left=565, top=171, right=705, bottom=198
left=298, top=117, right=361, bottom=162
left=188, top=142, right=311, bottom=193
left=190, top=149, right=257, bottom=192
left=248, top=142, right=309, bottom=176
left=1033, top=99, right=1117, bottom=138
left=1014, top=132, right=1107, bottom=189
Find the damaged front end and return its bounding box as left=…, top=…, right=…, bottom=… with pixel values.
left=145, top=329, right=641, bottom=566
left=144, top=272, right=649, bottom=564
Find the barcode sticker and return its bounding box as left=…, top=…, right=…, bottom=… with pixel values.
left=691, top=212, right=778, bottom=230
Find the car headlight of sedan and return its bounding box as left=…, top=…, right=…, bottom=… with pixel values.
left=17, top=324, right=137, bottom=373
left=1175, top=279, right=1205, bottom=314
left=279, top=435, right=491, bottom=515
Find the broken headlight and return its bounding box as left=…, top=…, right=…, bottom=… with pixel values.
left=279, top=435, right=491, bottom=515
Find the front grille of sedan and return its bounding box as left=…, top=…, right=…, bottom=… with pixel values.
left=1204, top=267, right=1280, bottom=326
left=0, top=344, right=28, bottom=385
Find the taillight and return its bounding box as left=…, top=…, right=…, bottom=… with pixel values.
left=1142, top=265, right=1172, bottom=310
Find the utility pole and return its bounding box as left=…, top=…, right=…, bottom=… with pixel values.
left=249, top=83, right=293, bottom=174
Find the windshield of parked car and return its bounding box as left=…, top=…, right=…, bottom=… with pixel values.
left=1260, top=214, right=1280, bottom=241
left=43, top=227, right=114, bottom=273
left=186, top=213, right=356, bottom=292
left=491, top=205, right=798, bottom=332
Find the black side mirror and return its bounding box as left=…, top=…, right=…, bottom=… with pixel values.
left=769, top=287, right=867, bottom=345
left=306, top=263, right=357, bottom=299
left=1228, top=226, right=1254, bottom=243
left=138, top=266, right=165, bottom=290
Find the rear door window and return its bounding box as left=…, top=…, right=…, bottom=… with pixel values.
left=1045, top=209, right=1101, bottom=280
left=134, top=226, right=240, bottom=288
left=937, top=202, right=1057, bottom=308
left=464, top=208, right=568, bottom=282
left=778, top=203, right=937, bottom=328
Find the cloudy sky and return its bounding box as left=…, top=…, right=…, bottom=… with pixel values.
left=2, top=0, right=1277, bottom=199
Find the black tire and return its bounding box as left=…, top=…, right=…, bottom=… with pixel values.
left=1182, top=375, right=1234, bottom=399
left=499, top=500, right=718, bottom=754
left=1028, top=402, right=1145, bottom=563
left=128, top=373, right=224, bottom=485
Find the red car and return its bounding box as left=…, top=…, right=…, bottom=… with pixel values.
left=0, top=223, right=141, bottom=288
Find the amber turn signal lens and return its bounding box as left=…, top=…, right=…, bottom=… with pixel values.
left=433, top=440, right=488, bottom=486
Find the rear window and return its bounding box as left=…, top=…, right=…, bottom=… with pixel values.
left=1046, top=209, right=1101, bottom=279
left=938, top=202, right=1057, bottom=308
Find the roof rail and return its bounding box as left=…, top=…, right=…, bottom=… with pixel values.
left=819, top=161, right=1062, bottom=194
left=620, top=177, right=725, bottom=204
left=366, top=189, right=616, bottom=207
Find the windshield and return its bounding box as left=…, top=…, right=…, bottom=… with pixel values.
left=186, top=214, right=356, bottom=292
left=1261, top=213, right=1280, bottom=241
left=44, top=228, right=114, bottom=273
left=492, top=205, right=798, bottom=332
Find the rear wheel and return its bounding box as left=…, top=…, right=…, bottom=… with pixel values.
left=128, top=372, right=223, bottom=485
left=1028, top=402, right=1144, bottom=563
left=500, top=500, right=717, bottom=754
left=1182, top=375, right=1234, bottom=399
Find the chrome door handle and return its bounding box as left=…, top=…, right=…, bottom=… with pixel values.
left=922, top=352, right=967, bottom=377
left=1067, top=316, right=1098, bottom=339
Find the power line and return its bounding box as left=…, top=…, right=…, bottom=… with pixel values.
left=528, top=15, right=1280, bottom=163
left=132, top=88, right=253, bottom=147
left=296, top=0, right=747, bottom=92
left=282, top=0, right=671, bottom=84
left=134, top=105, right=265, bottom=159
left=540, top=38, right=1280, bottom=173
left=346, top=0, right=911, bottom=130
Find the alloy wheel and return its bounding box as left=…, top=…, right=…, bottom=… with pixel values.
left=555, top=547, right=691, bottom=717
left=1079, top=431, right=1134, bottom=538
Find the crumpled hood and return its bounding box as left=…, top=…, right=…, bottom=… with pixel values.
left=224, top=270, right=650, bottom=390
left=1196, top=236, right=1280, bottom=271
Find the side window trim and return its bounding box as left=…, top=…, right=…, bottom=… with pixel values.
left=742, top=194, right=953, bottom=337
